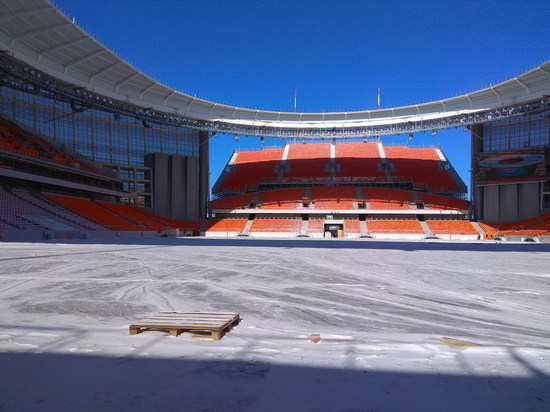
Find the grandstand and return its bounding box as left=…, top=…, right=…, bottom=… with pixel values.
left=206, top=142, right=487, bottom=239
left=0, top=1, right=549, bottom=242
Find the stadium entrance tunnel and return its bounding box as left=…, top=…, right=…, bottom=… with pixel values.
left=325, top=223, right=344, bottom=238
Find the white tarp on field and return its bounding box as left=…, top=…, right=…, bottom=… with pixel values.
left=0, top=238, right=549, bottom=411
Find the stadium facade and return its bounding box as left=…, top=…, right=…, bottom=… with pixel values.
left=0, top=0, right=549, bottom=239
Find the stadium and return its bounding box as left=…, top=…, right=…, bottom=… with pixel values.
left=1, top=2, right=550, bottom=411
left=0, top=1, right=549, bottom=242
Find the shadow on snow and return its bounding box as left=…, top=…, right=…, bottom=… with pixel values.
left=0, top=349, right=548, bottom=412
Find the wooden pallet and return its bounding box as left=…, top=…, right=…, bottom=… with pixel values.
left=129, top=311, right=240, bottom=340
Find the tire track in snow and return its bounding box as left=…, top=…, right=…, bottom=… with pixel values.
left=0, top=279, right=36, bottom=295
left=149, top=288, right=175, bottom=311
left=119, top=281, right=150, bottom=302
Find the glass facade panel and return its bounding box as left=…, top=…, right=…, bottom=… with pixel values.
left=483, top=114, right=549, bottom=152
left=0, top=84, right=199, bottom=168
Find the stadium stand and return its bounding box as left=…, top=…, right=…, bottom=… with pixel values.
left=1, top=188, right=51, bottom=230
left=0, top=188, right=114, bottom=231
left=204, top=218, right=248, bottom=233
left=129, top=207, right=203, bottom=233
left=418, top=193, right=470, bottom=210
left=0, top=119, right=107, bottom=177
left=479, top=214, right=550, bottom=237
left=97, top=201, right=166, bottom=231
left=258, top=188, right=306, bottom=209
left=10, top=189, right=103, bottom=230
left=385, top=146, right=458, bottom=191
left=211, top=193, right=255, bottom=210
left=310, top=186, right=356, bottom=209
left=426, top=220, right=479, bottom=235
left=44, top=194, right=142, bottom=231
left=343, top=219, right=361, bottom=233
left=220, top=148, right=283, bottom=192
left=208, top=141, right=477, bottom=238
left=249, top=218, right=302, bottom=233
left=363, top=187, right=414, bottom=210
left=283, top=143, right=331, bottom=179
left=334, top=142, right=385, bottom=178
left=307, top=218, right=325, bottom=235
left=367, top=219, right=424, bottom=234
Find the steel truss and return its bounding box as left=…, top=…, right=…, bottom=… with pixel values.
left=1, top=52, right=549, bottom=139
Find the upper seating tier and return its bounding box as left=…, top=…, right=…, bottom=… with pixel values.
left=214, top=143, right=465, bottom=196
left=384, top=146, right=458, bottom=191
left=283, top=143, right=331, bottom=179
left=419, top=193, right=469, bottom=210
left=334, top=142, right=385, bottom=178
left=233, top=148, right=284, bottom=164
left=211, top=194, right=255, bottom=210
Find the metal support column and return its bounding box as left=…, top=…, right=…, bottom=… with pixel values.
left=470, top=124, right=484, bottom=221
left=199, top=130, right=210, bottom=219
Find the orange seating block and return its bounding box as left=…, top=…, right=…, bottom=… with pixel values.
left=45, top=194, right=141, bottom=231
left=211, top=194, right=255, bottom=210
left=426, top=220, right=479, bottom=235
left=367, top=219, right=424, bottom=234
left=204, top=219, right=248, bottom=232
left=419, top=193, right=469, bottom=210
left=310, top=186, right=356, bottom=209
left=249, top=218, right=302, bottom=233
left=259, top=188, right=305, bottom=209
left=344, top=219, right=361, bottom=233
left=364, top=188, right=413, bottom=210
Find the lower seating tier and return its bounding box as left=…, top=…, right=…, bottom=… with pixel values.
left=249, top=218, right=302, bottom=233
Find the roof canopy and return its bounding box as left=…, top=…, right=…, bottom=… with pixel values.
left=1, top=0, right=549, bottom=138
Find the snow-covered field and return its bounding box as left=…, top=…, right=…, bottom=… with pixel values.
left=0, top=238, right=549, bottom=411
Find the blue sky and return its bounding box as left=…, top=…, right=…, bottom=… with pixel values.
left=53, top=0, right=550, bottom=194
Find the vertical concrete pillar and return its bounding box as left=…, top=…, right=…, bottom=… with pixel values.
left=470, top=124, right=484, bottom=220
left=199, top=130, right=210, bottom=219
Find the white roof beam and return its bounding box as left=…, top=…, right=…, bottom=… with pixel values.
left=63, top=49, right=107, bottom=74
left=89, top=61, right=124, bottom=83
left=489, top=86, right=501, bottom=102
left=37, top=36, right=89, bottom=61
left=514, top=77, right=530, bottom=93
left=538, top=65, right=550, bottom=78
left=138, top=82, right=157, bottom=99
left=162, top=90, right=177, bottom=105
left=114, top=71, right=140, bottom=93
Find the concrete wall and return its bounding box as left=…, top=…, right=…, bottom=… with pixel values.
left=435, top=234, right=480, bottom=241
left=480, top=182, right=542, bottom=224
left=248, top=232, right=300, bottom=238
left=518, top=183, right=541, bottom=221
left=0, top=230, right=167, bottom=242
left=145, top=153, right=200, bottom=221
left=369, top=233, right=425, bottom=240
left=203, top=231, right=242, bottom=238
left=145, top=153, right=171, bottom=218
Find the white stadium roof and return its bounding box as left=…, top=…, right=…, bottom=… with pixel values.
left=0, top=0, right=549, bottom=138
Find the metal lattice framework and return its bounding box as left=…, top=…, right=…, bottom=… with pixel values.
left=1, top=0, right=550, bottom=139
